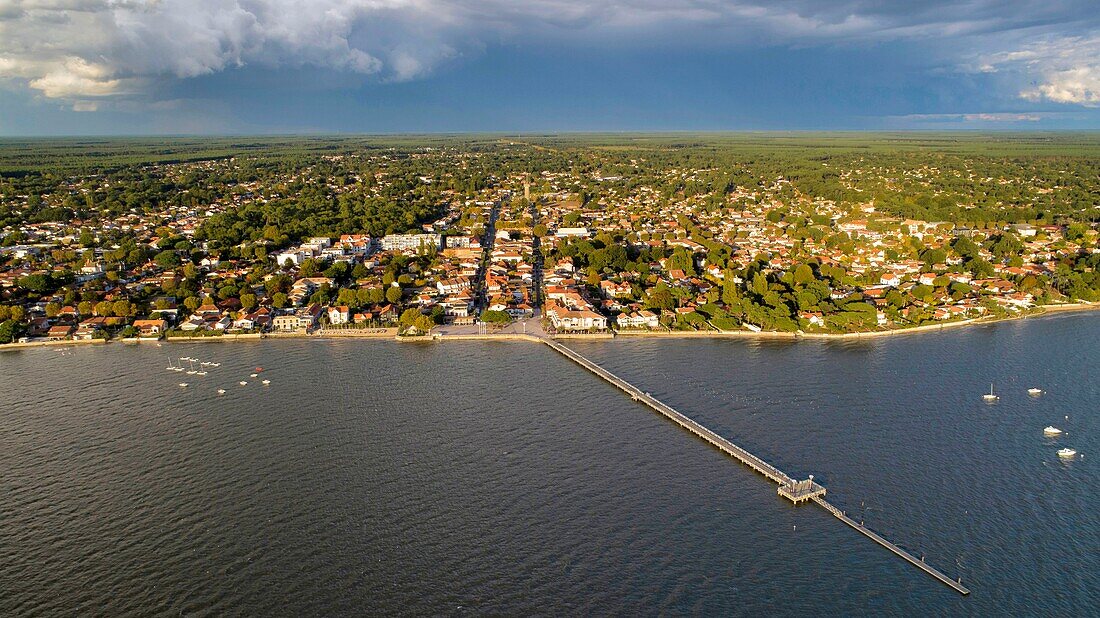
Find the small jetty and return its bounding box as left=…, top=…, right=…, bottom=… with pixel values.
left=542, top=338, right=970, bottom=596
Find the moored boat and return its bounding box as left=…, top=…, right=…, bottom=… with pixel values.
left=982, top=384, right=999, bottom=401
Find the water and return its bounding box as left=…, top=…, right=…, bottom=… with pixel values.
left=1, top=314, right=1096, bottom=615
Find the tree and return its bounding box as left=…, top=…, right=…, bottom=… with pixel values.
left=0, top=320, right=16, bottom=344
left=18, top=273, right=52, bottom=294
left=300, top=258, right=321, bottom=277
left=155, top=250, right=180, bottom=268
left=45, top=302, right=61, bottom=318
left=272, top=292, right=288, bottom=309
left=533, top=223, right=548, bottom=237
left=112, top=300, right=133, bottom=317
left=240, top=293, right=258, bottom=311
left=647, top=288, right=675, bottom=310
left=481, top=310, right=512, bottom=324
left=386, top=286, right=403, bottom=304
left=792, top=264, right=815, bottom=286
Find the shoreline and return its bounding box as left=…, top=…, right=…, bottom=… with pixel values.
left=2, top=302, right=1096, bottom=351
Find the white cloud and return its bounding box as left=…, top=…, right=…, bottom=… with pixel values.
left=974, top=34, right=1100, bottom=107
left=1021, top=66, right=1100, bottom=107
left=899, top=112, right=1046, bottom=122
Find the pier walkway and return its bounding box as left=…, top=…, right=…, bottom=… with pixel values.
left=542, top=337, right=969, bottom=596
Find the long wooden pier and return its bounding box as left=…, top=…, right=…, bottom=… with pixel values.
left=542, top=338, right=969, bottom=596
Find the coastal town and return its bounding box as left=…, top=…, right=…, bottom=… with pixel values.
left=1, top=138, right=1098, bottom=345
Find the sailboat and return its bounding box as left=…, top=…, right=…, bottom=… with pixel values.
left=982, top=384, right=999, bottom=401
left=185, top=359, right=198, bottom=375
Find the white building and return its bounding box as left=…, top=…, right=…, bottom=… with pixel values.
left=381, top=234, right=442, bottom=252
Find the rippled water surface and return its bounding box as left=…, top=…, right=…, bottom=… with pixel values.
left=1, top=313, right=1097, bottom=615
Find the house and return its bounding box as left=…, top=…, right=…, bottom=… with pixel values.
left=880, top=272, right=901, bottom=287
left=436, top=276, right=472, bottom=295
left=616, top=310, right=659, bottom=329
left=47, top=324, right=75, bottom=340
left=295, top=303, right=322, bottom=330
left=545, top=301, right=608, bottom=331
left=272, top=314, right=300, bottom=332
left=74, top=317, right=107, bottom=340
left=599, top=280, right=632, bottom=299
left=327, top=305, right=351, bottom=325
left=799, top=311, right=825, bottom=327
left=133, top=318, right=168, bottom=337
left=373, top=304, right=395, bottom=322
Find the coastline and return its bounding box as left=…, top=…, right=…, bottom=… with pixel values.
left=2, top=302, right=1096, bottom=351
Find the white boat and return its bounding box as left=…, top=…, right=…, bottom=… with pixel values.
left=195, top=370, right=207, bottom=376
left=1028, top=388, right=1043, bottom=396
left=217, top=389, right=226, bottom=395
left=982, top=384, right=999, bottom=401
left=1044, top=426, right=1063, bottom=436
left=178, top=382, right=188, bottom=387
left=239, top=381, right=248, bottom=386
left=262, top=379, right=271, bottom=385
left=210, top=362, right=220, bottom=367
left=250, top=373, right=258, bottom=378
left=1057, top=448, right=1077, bottom=458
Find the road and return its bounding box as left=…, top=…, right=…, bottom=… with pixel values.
left=471, top=196, right=503, bottom=314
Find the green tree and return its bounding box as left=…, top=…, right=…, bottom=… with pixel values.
left=385, top=286, right=403, bottom=304
left=155, top=250, right=180, bottom=268
left=0, top=320, right=16, bottom=344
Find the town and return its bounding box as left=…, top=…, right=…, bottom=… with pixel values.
left=1, top=135, right=1098, bottom=344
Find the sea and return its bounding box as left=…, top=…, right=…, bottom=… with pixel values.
left=1, top=312, right=1097, bottom=616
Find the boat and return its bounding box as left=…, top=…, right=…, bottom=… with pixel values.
left=982, top=384, right=999, bottom=401
left=217, top=389, right=226, bottom=395
left=239, top=381, right=248, bottom=386
left=262, top=379, right=271, bottom=386
left=1057, top=448, right=1077, bottom=458
left=209, top=362, right=220, bottom=367
left=178, top=382, right=188, bottom=387
left=1044, top=426, right=1063, bottom=436
left=250, top=373, right=258, bottom=378
left=1028, top=388, right=1043, bottom=396
left=195, top=370, right=207, bottom=376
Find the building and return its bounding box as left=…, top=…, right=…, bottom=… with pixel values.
left=381, top=234, right=441, bottom=252
left=555, top=227, right=590, bottom=238
left=133, top=318, right=168, bottom=336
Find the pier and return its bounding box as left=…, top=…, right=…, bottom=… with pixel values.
left=542, top=338, right=970, bottom=596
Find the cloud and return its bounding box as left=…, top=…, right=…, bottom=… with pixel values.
left=974, top=34, right=1100, bottom=107
left=1, top=0, right=1099, bottom=110
left=900, top=112, right=1047, bottom=122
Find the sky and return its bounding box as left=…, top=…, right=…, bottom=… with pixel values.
left=0, top=0, right=1098, bottom=134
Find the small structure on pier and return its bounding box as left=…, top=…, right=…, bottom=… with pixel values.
left=778, top=475, right=826, bottom=504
